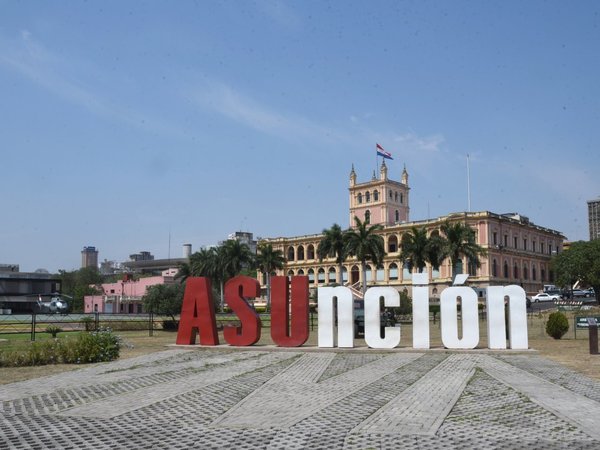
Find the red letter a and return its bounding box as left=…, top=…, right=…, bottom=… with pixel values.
left=271, top=276, right=309, bottom=347
left=176, top=277, right=219, bottom=345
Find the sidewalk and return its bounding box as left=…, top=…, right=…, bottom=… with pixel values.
left=1, top=348, right=599, bottom=449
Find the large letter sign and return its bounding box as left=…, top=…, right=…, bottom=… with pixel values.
left=440, top=286, right=479, bottom=349
left=486, top=285, right=528, bottom=350
left=176, top=277, right=219, bottom=345
left=223, top=275, right=262, bottom=346
left=271, top=276, right=309, bottom=347
left=176, top=273, right=528, bottom=350
left=364, top=287, right=400, bottom=349
left=412, top=273, right=430, bottom=349
left=317, top=286, right=354, bottom=348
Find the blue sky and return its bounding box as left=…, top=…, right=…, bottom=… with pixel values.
left=1, top=1, right=599, bottom=273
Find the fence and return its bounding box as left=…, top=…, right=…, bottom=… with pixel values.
left=0, top=313, right=160, bottom=341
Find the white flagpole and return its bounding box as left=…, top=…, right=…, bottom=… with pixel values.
left=467, top=154, right=471, bottom=212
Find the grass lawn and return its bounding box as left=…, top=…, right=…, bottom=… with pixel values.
left=1, top=306, right=599, bottom=384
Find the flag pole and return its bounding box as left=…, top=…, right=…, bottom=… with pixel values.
left=467, top=153, right=471, bottom=212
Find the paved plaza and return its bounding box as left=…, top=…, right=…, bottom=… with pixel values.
left=1, top=347, right=600, bottom=449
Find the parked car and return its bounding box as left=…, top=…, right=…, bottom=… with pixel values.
left=532, top=292, right=560, bottom=303
left=573, top=289, right=593, bottom=298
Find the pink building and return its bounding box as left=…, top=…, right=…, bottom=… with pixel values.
left=84, top=272, right=176, bottom=313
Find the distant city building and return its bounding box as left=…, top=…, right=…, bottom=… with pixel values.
left=122, top=246, right=188, bottom=275
left=588, top=197, right=600, bottom=241
left=0, top=264, right=19, bottom=273
left=84, top=270, right=176, bottom=313
left=0, top=268, right=61, bottom=313
left=99, top=259, right=124, bottom=275
left=129, top=251, right=155, bottom=262
left=260, top=164, right=565, bottom=297
left=81, top=246, right=99, bottom=269
left=224, top=231, right=258, bottom=254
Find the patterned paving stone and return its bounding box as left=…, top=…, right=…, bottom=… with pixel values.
left=1, top=349, right=600, bottom=449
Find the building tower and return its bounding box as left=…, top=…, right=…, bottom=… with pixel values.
left=81, top=246, right=99, bottom=269
left=348, top=162, right=410, bottom=227
left=588, top=197, right=600, bottom=240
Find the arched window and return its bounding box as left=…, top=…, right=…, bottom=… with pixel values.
left=287, top=246, right=295, bottom=261
left=541, top=267, right=546, bottom=281
left=513, top=263, right=519, bottom=280
left=365, top=191, right=371, bottom=202
left=307, top=244, right=315, bottom=259
left=402, top=262, right=412, bottom=280
left=298, top=269, right=305, bottom=275
left=400, top=193, right=404, bottom=204
left=342, top=267, right=348, bottom=283
left=373, top=190, right=379, bottom=201
left=503, top=261, right=509, bottom=278
left=468, top=259, right=477, bottom=276
left=328, top=267, right=336, bottom=283
left=492, top=259, right=498, bottom=277
left=308, top=269, right=315, bottom=283
left=357, top=193, right=362, bottom=204
left=389, top=263, right=398, bottom=280
left=523, top=264, right=528, bottom=280
left=388, top=235, right=398, bottom=252
left=297, top=245, right=305, bottom=260
left=287, top=270, right=294, bottom=276
left=365, top=210, right=371, bottom=224
left=395, top=210, right=399, bottom=222
left=365, top=265, right=373, bottom=282
left=317, top=268, right=326, bottom=283
left=394, top=192, right=398, bottom=201
left=389, top=191, right=393, bottom=199
left=532, top=265, right=537, bottom=281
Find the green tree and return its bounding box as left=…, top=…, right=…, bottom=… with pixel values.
left=317, top=223, right=347, bottom=284
left=256, top=243, right=285, bottom=310
left=181, top=241, right=255, bottom=311
left=58, top=267, right=103, bottom=313
left=440, top=221, right=487, bottom=278
left=552, top=240, right=600, bottom=303
left=142, top=283, right=185, bottom=321
left=344, top=216, right=385, bottom=295
left=424, top=232, right=447, bottom=273
left=400, top=226, right=429, bottom=273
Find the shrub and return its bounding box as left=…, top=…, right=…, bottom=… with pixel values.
left=45, top=325, right=63, bottom=338
left=0, top=329, right=121, bottom=367
left=546, top=311, right=569, bottom=339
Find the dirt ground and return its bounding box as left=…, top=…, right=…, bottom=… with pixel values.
left=1, top=307, right=599, bottom=385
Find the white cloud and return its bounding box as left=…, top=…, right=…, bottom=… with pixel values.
left=190, top=80, right=351, bottom=145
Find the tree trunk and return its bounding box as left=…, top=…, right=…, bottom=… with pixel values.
left=361, top=261, right=367, bottom=295
left=338, top=262, right=344, bottom=285
left=220, top=281, right=224, bottom=312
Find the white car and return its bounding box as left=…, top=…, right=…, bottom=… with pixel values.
left=532, top=292, right=560, bottom=303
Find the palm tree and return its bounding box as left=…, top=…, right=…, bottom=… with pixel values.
left=400, top=226, right=429, bottom=273
left=317, top=223, right=347, bottom=285
left=424, top=232, right=447, bottom=273
left=255, top=243, right=285, bottom=310
left=440, top=220, right=487, bottom=278
left=344, top=216, right=385, bottom=295
left=216, top=240, right=255, bottom=310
